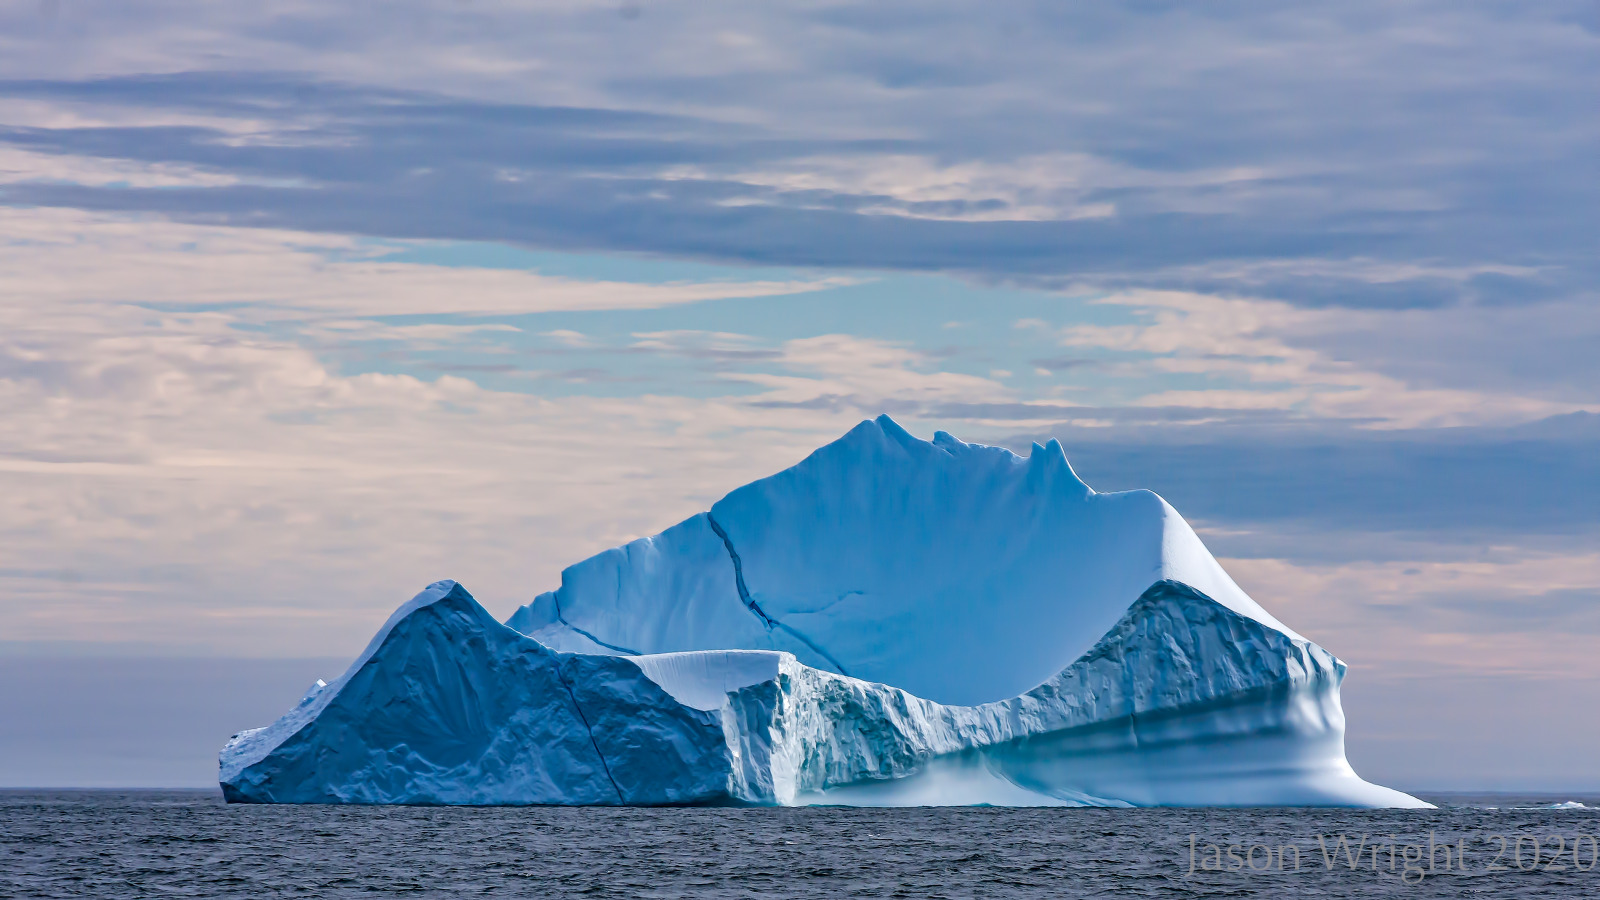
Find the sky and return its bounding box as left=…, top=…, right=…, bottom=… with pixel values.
left=1, top=0, right=1597, bottom=791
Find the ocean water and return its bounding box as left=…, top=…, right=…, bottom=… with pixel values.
left=4, top=790, right=1600, bottom=898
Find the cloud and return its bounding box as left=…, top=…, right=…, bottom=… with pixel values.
left=627, top=330, right=781, bottom=362
left=0, top=207, right=848, bottom=319
left=299, top=321, right=521, bottom=343
left=0, top=309, right=852, bottom=654
left=0, top=0, right=1596, bottom=789
left=658, top=153, right=1154, bottom=222
left=0, top=142, right=244, bottom=188
left=0, top=3, right=1592, bottom=308
left=0, top=213, right=1018, bottom=656
left=1222, top=552, right=1600, bottom=679
left=734, top=334, right=1013, bottom=414
left=1048, top=290, right=1600, bottom=427
left=997, top=413, right=1600, bottom=546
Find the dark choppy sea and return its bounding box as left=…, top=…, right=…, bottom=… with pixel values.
left=5, top=790, right=1600, bottom=898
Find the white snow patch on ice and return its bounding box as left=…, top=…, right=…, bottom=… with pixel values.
left=628, top=650, right=782, bottom=711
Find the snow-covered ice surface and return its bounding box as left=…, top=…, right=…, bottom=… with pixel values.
left=221, top=416, right=1428, bottom=808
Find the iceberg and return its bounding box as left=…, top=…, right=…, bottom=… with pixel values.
left=221, top=415, right=1428, bottom=808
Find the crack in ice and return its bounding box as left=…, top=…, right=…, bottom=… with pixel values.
left=705, top=512, right=852, bottom=677
left=552, top=660, right=624, bottom=803
left=552, top=591, right=641, bottom=656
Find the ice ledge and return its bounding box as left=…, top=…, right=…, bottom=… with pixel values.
left=742, top=578, right=1425, bottom=807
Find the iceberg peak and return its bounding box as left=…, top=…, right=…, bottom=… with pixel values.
left=513, top=417, right=1296, bottom=705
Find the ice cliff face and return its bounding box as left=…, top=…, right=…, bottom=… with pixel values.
left=222, top=416, right=1427, bottom=808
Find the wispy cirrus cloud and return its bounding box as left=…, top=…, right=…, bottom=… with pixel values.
left=0, top=207, right=850, bottom=319
left=1036, top=290, right=1600, bottom=428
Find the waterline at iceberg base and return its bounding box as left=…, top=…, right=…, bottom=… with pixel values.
left=220, top=416, right=1428, bottom=808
